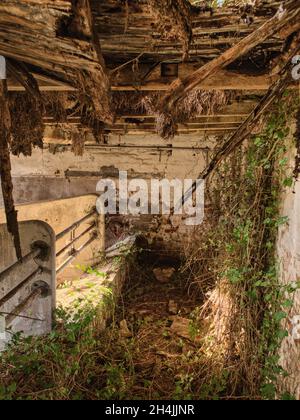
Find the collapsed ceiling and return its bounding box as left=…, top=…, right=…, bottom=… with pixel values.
left=1, top=0, right=299, bottom=142
left=0, top=0, right=300, bottom=258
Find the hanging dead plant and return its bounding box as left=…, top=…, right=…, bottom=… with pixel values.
left=149, top=0, right=193, bottom=61
left=43, top=92, right=71, bottom=124
left=111, top=89, right=236, bottom=139
left=8, top=93, right=44, bottom=157
left=62, top=125, right=88, bottom=157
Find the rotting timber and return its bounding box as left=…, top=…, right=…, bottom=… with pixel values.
left=0, top=0, right=300, bottom=258
left=0, top=0, right=300, bottom=401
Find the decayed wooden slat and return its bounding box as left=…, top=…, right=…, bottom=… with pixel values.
left=42, top=99, right=258, bottom=124
left=0, top=0, right=112, bottom=123
left=94, top=0, right=283, bottom=61
left=8, top=68, right=296, bottom=92
left=68, top=0, right=112, bottom=123
left=159, top=0, right=300, bottom=112
left=197, top=75, right=292, bottom=182
left=1, top=0, right=287, bottom=98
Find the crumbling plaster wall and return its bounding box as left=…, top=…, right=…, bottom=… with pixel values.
left=0, top=133, right=215, bottom=253
left=0, top=133, right=212, bottom=205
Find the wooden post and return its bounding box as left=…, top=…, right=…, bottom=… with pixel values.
left=0, top=80, right=22, bottom=260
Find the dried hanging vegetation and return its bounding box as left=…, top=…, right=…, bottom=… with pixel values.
left=57, top=1, right=113, bottom=124
left=149, top=0, right=193, bottom=61
left=111, top=91, right=157, bottom=115
left=8, top=93, right=44, bottom=157
left=145, top=89, right=235, bottom=139
left=70, top=127, right=88, bottom=156
left=43, top=90, right=107, bottom=145
left=0, top=98, right=298, bottom=399
left=148, top=0, right=212, bottom=61
left=5, top=87, right=102, bottom=159
left=0, top=0, right=112, bottom=124
left=6, top=60, right=45, bottom=156
left=44, top=92, right=70, bottom=124
left=112, top=89, right=235, bottom=138
left=78, top=95, right=106, bottom=144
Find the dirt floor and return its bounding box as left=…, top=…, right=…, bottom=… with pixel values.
left=0, top=254, right=218, bottom=400
left=106, top=255, right=207, bottom=400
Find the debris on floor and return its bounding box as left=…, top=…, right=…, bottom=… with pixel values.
left=168, top=299, right=178, bottom=314
left=119, top=319, right=133, bottom=338
left=170, top=316, right=191, bottom=340
left=153, top=266, right=176, bottom=283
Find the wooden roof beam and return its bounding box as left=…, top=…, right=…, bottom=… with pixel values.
left=159, top=0, right=300, bottom=113
left=0, top=0, right=112, bottom=122
left=7, top=68, right=298, bottom=92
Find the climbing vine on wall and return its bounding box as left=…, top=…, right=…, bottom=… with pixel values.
left=182, top=92, right=300, bottom=399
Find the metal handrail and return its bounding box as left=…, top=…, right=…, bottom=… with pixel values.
left=0, top=267, right=42, bottom=308
left=56, top=209, right=97, bottom=241
left=0, top=247, right=41, bottom=284
left=6, top=287, right=45, bottom=326
left=56, top=234, right=97, bottom=275
left=56, top=224, right=96, bottom=257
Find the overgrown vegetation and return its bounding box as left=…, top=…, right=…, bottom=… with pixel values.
left=0, top=94, right=299, bottom=400
left=182, top=93, right=300, bottom=399
left=0, top=252, right=217, bottom=400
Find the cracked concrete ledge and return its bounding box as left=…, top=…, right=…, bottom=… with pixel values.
left=56, top=257, right=128, bottom=332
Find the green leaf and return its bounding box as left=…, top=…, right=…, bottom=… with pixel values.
left=281, top=392, right=296, bottom=400
left=282, top=299, right=293, bottom=309
left=283, top=177, right=293, bottom=188
left=274, top=311, right=287, bottom=322
left=277, top=329, right=288, bottom=340
left=261, top=383, right=276, bottom=399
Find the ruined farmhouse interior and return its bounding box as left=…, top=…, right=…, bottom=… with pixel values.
left=0, top=0, right=300, bottom=401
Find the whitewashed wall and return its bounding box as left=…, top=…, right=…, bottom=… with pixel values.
left=277, top=135, right=300, bottom=400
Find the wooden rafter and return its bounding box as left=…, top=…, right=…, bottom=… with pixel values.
left=6, top=69, right=292, bottom=92
left=94, top=0, right=283, bottom=61
left=180, top=34, right=300, bottom=205
left=2, top=1, right=288, bottom=96
left=159, top=0, right=300, bottom=113
left=0, top=0, right=112, bottom=123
